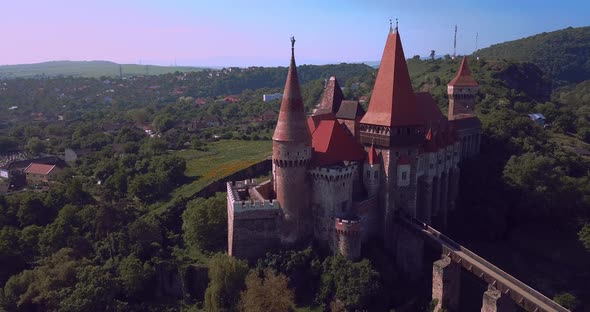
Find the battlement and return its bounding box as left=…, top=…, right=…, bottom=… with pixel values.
left=227, top=181, right=281, bottom=213
left=310, top=164, right=357, bottom=181
left=335, top=217, right=361, bottom=233
left=229, top=179, right=258, bottom=190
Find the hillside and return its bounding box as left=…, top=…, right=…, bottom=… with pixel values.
left=477, top=26, right=590, bottom=84
left=0, top=61, right=207, bottom=79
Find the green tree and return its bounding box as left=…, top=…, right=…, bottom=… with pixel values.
left=25, top=137, right=46, bottom=154
left=204, top=253, right=249, bottom=312
left=578, top=223, right=590, bottom=251
left=182, top=193, right=227, bottom=252
left=316, top=256, right=380, bottom=311
left=553, top=292, right=579, bottom=311
left=239, top=269, right=295, bottom=312
left=2, top=248, right=82, bottom=311
left=118, top=254, right=155, bottom=298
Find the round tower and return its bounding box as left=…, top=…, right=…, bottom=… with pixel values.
left=272, top=37, right=312, bottom=244
left=334, top=216, right=362, bottom=261
left=363, top=143, right=381, bottom=198
left=447, top=56, right=479, bottom=120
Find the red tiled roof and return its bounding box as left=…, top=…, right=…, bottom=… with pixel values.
left=415, top=92, right=447, bottom=127
left=360, top=29, right=421, bottom=127
left=25, top=163, right=56, bottom=175
left=448, top=56, right=479, bottom=87
left=272, top=43, right=312, bottom=143
left=307, top=112, right=336, bottom=134
left=368, top=143, right=380, bottom=165
left=311, top=120, right=366, bottom=167
left=314, top=76, right=344, bottom=116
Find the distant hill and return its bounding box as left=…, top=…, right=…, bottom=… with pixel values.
left=477, top=26, right=590, bottom=83
left=0, top=61, right=207, bottom=79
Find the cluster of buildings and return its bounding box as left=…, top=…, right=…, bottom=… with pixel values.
left=227, top=26, right=482, bottom=261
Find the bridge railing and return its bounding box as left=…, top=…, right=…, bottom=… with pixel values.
left=401, top=216, right=569, bottom=312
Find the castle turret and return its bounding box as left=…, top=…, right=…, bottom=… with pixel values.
left=447, top=56, right=482, bottom=159
left=335, top=216, right=362, bottom=261
left=363, top=143, right=381, bottom=198
left=447, top=56, right=479, bottom=120
left=272, top=37, right=313, bottom=244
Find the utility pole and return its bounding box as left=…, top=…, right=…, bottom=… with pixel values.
left=453, top=24, right=457, bottom=59
left=119, top=64, right=123, bottom=79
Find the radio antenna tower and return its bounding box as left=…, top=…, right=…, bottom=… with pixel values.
left=475, top=32, right=479, bottom=52
left=453, top=24, right=457, bottom=59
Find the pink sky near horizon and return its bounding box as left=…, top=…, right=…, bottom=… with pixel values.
left=1, top=0, right=588, bottom=67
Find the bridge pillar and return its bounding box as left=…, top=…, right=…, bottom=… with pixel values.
left=481, top=285, right=517, bottom=312
left=431, top=176, right=440, bottom=223
left=417, top=177, right=433, bottom=224
left=432, top=255, right=461, bottom=311
left=448, top=167, right=460, bottom=212
left=395, top=225, right=424, bottom=282
left=439, top=171, right=449, bottom=229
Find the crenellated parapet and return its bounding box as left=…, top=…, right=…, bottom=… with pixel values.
left=309, top=164, right=356, bottom=182
left=335, top=217, right=362, bottom=234
left=227, top=181, right=281, bottom=213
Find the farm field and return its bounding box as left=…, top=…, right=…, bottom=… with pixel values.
left=170, top=140, right=272, bottom=199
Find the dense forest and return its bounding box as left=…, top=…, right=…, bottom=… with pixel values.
left=1, top=26, right=590, bottom=311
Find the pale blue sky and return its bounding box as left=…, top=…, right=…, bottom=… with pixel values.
left=0, top=0, right=588, bottom=66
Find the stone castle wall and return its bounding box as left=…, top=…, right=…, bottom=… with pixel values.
left=227, top=181, right=281, bottom=261
left=309, top=165, right=355, bottom=251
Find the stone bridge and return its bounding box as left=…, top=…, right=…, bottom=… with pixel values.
left=398, top=216, right=569, bottom=312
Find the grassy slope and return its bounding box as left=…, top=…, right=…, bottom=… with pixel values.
left=0, top=61, right=206, bottom=78
left=170, top=139, right=272, bottom=200
left=477, top=26, right=590, bottom=83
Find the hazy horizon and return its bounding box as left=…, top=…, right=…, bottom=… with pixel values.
left=1, top=0, right=588, bottom=67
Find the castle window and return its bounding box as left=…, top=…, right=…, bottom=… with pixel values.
left=366, top=170, right=370, bottom=178
left=374, top=171, right=378, bottom=178
left=402, top=172, right=407, bottom=180
left=429, top=163, right=434, bottom=169
left=406, top=128, right=411, bottom=134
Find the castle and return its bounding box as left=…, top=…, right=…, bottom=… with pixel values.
left=227, top=24, right=481, bottom=261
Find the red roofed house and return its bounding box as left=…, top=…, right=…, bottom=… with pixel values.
left=226, top=24, right=480, bottom=263
left=25, top=163, right=62, bottom=184
left=223, top=96, right=239, bottom=103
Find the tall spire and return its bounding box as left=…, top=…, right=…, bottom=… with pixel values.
left=360, top=25, right=421, bottom=127
left=273, top=37, right=312, bottom=143
left=448, top=56, right=478, bottom=87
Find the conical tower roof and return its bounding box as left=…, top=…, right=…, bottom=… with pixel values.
left=448, top=56, right=478, bottom=87
left=273, top=37, right=312, bottom=143
left=360, top=26, right=421, bottom=127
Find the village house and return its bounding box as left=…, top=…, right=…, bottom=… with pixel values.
left=24, top=163, right=62, bottom=185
